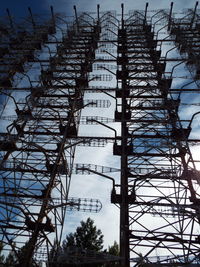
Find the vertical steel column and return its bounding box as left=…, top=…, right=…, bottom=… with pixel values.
left=120, top=3, right=130, bottom=266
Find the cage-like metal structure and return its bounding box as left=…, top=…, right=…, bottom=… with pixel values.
left=0, top=2, right=200, bottom=267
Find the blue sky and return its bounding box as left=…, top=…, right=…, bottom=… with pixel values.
left=0, top=0, right=199, bottom=17
left=1, top=0, right=200, bottom=257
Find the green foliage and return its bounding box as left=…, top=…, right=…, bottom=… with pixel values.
left=51, top=221, right=121, bottom=267
left=0, top=241, right=17, bottom=266
left=0, top=241, right=39, bottom=267
left=49, top=240, right=62, bottom=267
left=17, top=242, right=35, bottom=266
left=0, top=241, right=5, bottom=264
left=4, top=250, right=16, bottom=266
left=108, top=241, right=119, bottom=256
left=65, top=233, right=76, bottom=247
left=63, top=217, right=104, bottom=252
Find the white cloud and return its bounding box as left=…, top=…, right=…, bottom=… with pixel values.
left=44, top=0, right=199, bottom=15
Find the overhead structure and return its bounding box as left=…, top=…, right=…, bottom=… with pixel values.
left=0, top=2, right=200, bottom=267
left=0, top=6, right=102, bottom=266
left=111, top=2, right=200, bottom=266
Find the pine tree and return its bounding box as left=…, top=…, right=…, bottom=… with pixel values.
left=0, top=241, right=5, bottom=265
left=63, top=217, right=104, bottom=252
left=108, top=241, right=119, bottom=256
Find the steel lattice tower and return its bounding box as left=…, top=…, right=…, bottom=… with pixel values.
left=0, top=2, right=200, bottom=267
left=0, top=6, right=103, bottom=266
left=111, top=3, right=200, bottom=266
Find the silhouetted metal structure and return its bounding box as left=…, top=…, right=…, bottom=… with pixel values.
left=0, top=6, right=103, bottom=266
left=1, top=2, right=200, bottom=267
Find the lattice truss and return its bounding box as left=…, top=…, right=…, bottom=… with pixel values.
left=1, top=2, right=200, bottom=267
left=0, top=7, right=105, bottom=265
left=111, top=3, right=200, bottom=266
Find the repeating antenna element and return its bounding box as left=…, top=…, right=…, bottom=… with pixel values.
left=0, top=7, right=102, bottom=266
left=74, top=163, right=120, bottom=174
left=1, top=3, right=200, bottom=267
left=49, top=197, right=102, bottom=213
left=65, top=197, right=102, bottom=213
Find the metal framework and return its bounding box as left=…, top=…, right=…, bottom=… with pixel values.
left=0, top=2, right=200, bottom=267
left=0, top=6, right=103, bottom=266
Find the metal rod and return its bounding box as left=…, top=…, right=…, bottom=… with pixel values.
left=97, top=4, right=100, bottom=25
left=190, top=1, right=198, bottom=29
left=144, top=2, right=149, bottom=25
left=28, top=7, right=36, bottom=29
left=168, top=2, right=174, bottom=31
left=73, top=5, right=79, bottom=32
left=121, top=3, right=124, bottom=28
left=188, top=111, right=200, bottom=128
left=6, top=8, right=14, bottom=30
left=50, top=6, right=56, bottom=30
left=119, top=4, right=129, bottom=265
left=76, top=168, right=116, bottom=188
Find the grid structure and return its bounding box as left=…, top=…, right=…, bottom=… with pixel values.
left=111, top=3, right=200, bottom=266
left=0, top=7, right=102, bottom=266
left=0, top=3, right=200, bottom=267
